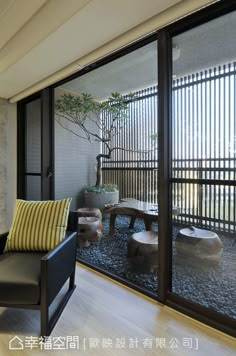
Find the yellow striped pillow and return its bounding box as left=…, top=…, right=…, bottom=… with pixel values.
left=5, top=198, right=72, bottom=252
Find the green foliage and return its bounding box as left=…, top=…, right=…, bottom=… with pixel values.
left=150, top=133, right=158, bottom=141
left=55, top=93, right=98, bottom=116
left=55, top=91, right=135, bottom=120
left=86, top=184, right=118, bottom=193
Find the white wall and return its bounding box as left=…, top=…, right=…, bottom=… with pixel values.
left=0, top=98, right=16, bottom=233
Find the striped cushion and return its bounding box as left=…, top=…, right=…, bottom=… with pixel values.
left=5, top=198, right=72, bottom=252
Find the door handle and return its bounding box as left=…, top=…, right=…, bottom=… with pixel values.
left=47, top=171, right=53, bottom=178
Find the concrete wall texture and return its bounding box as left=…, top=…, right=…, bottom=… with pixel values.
left=0, top=98, right=16, bottom=232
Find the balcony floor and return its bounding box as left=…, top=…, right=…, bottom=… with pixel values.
left=77, top=216, right=236, bottom=320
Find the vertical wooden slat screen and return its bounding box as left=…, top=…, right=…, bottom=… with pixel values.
left=172, top=61, right=236, bottom=234
left=102, top=61, right=235, bottom=234
left=102, top=86, right=159, bottom=205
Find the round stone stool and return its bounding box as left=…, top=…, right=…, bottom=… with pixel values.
left=78, top=217, right=102, bottom=248
left=77, top=207, right=102, bottom=221
left=175, top=226, right=223, bottom=261
left=128, top=231, right=158, bottom=273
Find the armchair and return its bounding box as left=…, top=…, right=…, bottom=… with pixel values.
left=0, top=226, right=77, bottom=337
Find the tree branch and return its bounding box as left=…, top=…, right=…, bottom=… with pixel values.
left=110, top=147, right=153, bottom=154
left=56, top=119, right=89, bottom=141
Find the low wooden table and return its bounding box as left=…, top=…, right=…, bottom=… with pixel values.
left=104, top=198, right=158, bottom=235
left=104, top=198, right=180, bottom=235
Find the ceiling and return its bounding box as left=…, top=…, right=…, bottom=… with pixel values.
left=0, top=0, right=47, bottom=50
left=0, top=0, right=184, bottom=100
left=61, top=41, right=158, bottom=100
left=60, top=10, right=236, bottom=101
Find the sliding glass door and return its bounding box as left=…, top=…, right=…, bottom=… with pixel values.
left=53, top=39, right=159, bottom=296
left=170, top=10, right=236, bottom=322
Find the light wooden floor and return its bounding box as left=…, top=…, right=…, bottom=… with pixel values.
left=0, top=263, right=235, bottom=355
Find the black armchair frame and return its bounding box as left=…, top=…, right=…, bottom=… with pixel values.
left=0, top=231, right=77, bottom=337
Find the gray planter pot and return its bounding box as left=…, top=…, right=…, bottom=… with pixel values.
left=85, top=190, right=119, bottom=213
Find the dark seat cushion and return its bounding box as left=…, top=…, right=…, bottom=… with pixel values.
left=0, top=252, right=44, bottom=305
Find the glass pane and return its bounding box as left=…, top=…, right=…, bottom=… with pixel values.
left=26, top=175, right=41, bottom=200
left=26, top=98, right=41, bottom=173
left=54, top=41, right=158, bottom=294
left=171, top=11, right=236, bottom=319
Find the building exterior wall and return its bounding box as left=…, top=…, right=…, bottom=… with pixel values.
left=54, top=88, right=100, bottom=210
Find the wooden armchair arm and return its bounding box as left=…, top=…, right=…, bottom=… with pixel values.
left=41, top=231, right=77, bottom=305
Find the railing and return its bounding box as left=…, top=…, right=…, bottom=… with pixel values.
left=172, top=158, right=236, bottom=235
left=103, top=159, right=236, bottom=235
left=102, top=161, right=158, bottom=204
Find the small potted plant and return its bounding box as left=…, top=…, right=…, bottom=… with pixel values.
left=84, top=183, right=119, bottom=212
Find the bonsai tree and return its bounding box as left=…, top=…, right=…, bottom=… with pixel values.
left=55, top=92, right=156, bottom=190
